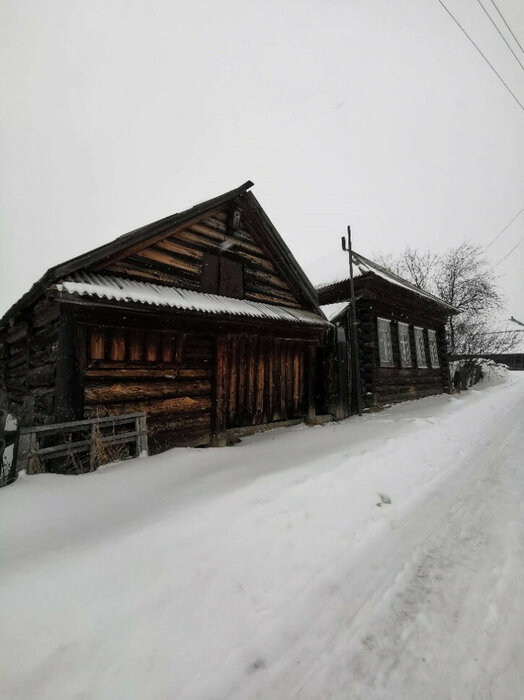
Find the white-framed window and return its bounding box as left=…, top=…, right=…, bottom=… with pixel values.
left=377, top=317, right=394, bottom=367
left=398, top=322, right=412, bottom=368
left=414, top=327, right=427, bottom=368
left=428, top=329, right=439, bottom=368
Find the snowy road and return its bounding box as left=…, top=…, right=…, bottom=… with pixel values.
left=1, top=373, right=523, bottom=699
left=277, top=384, right=524, bottom=700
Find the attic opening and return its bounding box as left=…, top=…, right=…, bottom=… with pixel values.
left=201, top=252, right=243, bottom=298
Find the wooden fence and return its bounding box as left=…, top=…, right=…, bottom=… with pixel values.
left=16, top=412, right=148, bottom=475
left=1, top=395, right=17, bottom=487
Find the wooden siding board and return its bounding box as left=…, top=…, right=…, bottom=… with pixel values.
left=95, top=203, right=304, bottom=310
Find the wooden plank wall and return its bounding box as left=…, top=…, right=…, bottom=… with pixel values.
left=217, top=334, right=307, bottom=429
left=2, top=300, right=60, bottom=424
left=82, top=323, right=212, bottom=451
left=357, top=300, right=450, bottom=409
left=96, top=208, right=302, bottom=309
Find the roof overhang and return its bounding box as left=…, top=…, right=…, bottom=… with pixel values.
left=50, top=273, right=331, bottom=329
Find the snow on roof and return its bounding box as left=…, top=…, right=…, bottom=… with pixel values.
left=319, top=302, right=351, bottom=322
left=308, top=250, right=459, bottom=313
left=52, top=273, right=330, bottom=327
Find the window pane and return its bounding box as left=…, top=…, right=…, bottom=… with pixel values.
left=428, top=329, right=439, bottom=368
left=377, top=318, right=393, bottom=367
left=414, top=327, right=427, bottom=368
left=398, top=322, right=411, bottom=368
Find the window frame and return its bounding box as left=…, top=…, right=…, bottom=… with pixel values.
left=377, top=317, right=394, bottom=368
left=397, top=321, right=412, bottom=368
left=414, top=326, right=428, bottom=368
left=427, top=329, right=439, bottom=368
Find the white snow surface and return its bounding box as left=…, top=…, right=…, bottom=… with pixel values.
left=1, top=375, right=523, bottom=699
left=319, top=300, right=350, bottom=321
left=52, top=272, right=329, bottom=326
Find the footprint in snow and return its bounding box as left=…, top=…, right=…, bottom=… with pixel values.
left=377, top=493, right=392, bottom=507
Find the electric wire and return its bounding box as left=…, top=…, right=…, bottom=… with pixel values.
left=437, top=0, right=524, bottom=113
left=488, top=0, right=524, bottom=55
left=486, top=207, right=524, bottom=248
left=492, top=238, right=523, bottom=268
left=474, top=0, right=524, bottom=71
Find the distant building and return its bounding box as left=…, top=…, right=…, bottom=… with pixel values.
left=314, top=251, right=460, bottom=416
left=451, top=316, right=524, bottom=371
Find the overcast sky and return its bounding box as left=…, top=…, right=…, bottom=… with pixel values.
left=1, top=0, right=523, bottom=319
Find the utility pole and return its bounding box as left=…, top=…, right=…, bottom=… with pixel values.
left=341, top=226, right=362, bottom=416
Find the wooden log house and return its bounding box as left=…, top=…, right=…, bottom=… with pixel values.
left=315, top=251, right=460, bottom=416
left=0, top=181, right=330, bottom=458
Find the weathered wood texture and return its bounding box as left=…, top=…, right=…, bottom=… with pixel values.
left=82, top=323, right=213, bottom=452
left=359, top=297, right=450, bottom=408
left=318, top=275, right=452, bottom=413
left=1, top=300, right=60, bottom=424
left=95, top=206, right=303, bottom=308
left=351, top=304, right=448, bottom=410
left=17, top=412, right=148, bottom=474
left=215, top=333, right=307, bottom=433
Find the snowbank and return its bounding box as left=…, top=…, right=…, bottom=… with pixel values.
left=477, top=359, right=511, bottom=386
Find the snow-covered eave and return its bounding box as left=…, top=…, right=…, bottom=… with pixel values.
left=316, top=261, right=460, bottom=315
left=319, top=301, right=352, bottom=322
left=50, top=273, right=331, bottom=328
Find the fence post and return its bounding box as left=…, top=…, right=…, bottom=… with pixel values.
left=0, top=390, right=7, bottom=483
left=89, top=423, right=97, bottom=471
left=16, top=430, right=31, bottom=473
left=27, top=433, right=40, bottom=474
left=137, top=414, right=148, bottom=456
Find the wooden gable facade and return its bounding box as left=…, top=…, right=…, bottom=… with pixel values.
left=317, top=252, right=459, bottom=416
left=0, top=182, right=329, bottom=457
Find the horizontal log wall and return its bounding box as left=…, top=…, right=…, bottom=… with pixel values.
left=2, top=299, right=60, bottom=424
left=82, top=323, right=213, bottom=451
left=358, top=299, right=450, bottom=408
left=97, top=207, right=303, bottom=309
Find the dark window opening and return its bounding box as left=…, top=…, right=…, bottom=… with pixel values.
left=201, top=253, right=243, bottom=299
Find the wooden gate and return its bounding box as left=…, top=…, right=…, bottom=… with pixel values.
left=215, top=334, right=307, bottom=431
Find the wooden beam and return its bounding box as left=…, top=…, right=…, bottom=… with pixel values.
left=211, top=334, right=228, bottom=446
left=55, top=309, right=81, bottom=421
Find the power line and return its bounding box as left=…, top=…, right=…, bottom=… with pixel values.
left=486, top=207, right=524, bottom=248
left=492, top=237, right=523, bottom=268
left=488, top=0, right=524, bottom=55
left=475, top=0, right=524, bottom=71
left=437, top=0, right=524, bottom=113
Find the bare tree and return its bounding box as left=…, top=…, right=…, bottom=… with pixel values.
left=375, top=243, right=519, bottom=382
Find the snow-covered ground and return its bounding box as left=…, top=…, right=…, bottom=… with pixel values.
left=1, top=372, right=523, bottom=700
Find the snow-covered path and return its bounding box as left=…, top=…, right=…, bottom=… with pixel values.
left=277, top=385, right=524, bottom=700
left=1, top=373, right=523, bottom=699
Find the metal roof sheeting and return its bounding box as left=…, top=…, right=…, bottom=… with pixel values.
left=313, top=251, right=460, bottom=314
left=53, top=273, right=330, bottom=327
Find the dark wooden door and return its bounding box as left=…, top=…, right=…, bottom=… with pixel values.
left=216, top=334, right=306, bottom=430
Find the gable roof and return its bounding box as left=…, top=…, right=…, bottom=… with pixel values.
left=313, top=250, right=460, bottom=314
left=1, top=181, right=323, bottom=327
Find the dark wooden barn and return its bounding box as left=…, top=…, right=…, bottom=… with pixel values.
left=0, top=181, right=330, bottom=456
left=315, top=251, right=459, bottom=416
